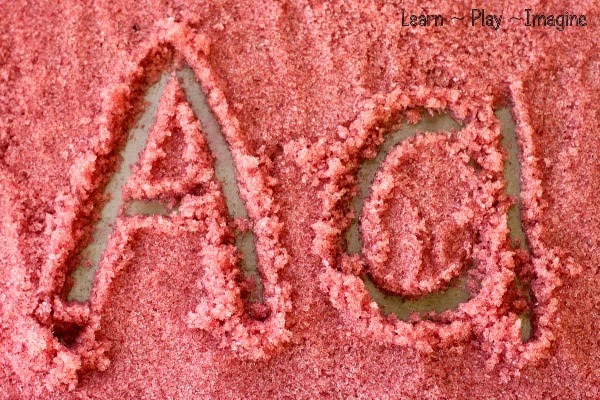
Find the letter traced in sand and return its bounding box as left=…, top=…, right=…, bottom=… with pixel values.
left=33, top=22, right=291, bottom=390
left=309, top=87, right=577, bottom=370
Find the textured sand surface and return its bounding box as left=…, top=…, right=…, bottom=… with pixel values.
left=0, top=1, right=599, bottom=398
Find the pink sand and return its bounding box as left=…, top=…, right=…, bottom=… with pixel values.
left=0, top=1, right=599, bottom=398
